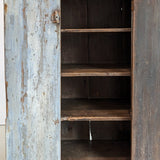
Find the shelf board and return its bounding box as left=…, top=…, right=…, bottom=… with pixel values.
left=61, top=65, right=131, bottom=77
left=62, top=140, right=130, bottom=160
left=61, top=28, right=131, bottom=33
left=61, top=99, right=131, bottom=121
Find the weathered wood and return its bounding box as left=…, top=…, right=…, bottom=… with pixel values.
left=62, top=140, right=130, bottom=160
left=91, top=122, right=131, bottom=141
left=62, top=122, right=89, bottom=140
left=0, top=125, right=5, bottom=160
left=5, top=0, right=60, bottom=159
left=62, top=65, right=131, bottom=77
left=62, top=77, right=131, bottom=99
left=0, top=0, right=6, bottom=125
left=61, top=121, right=131, bottom=141
left=61, top=28, right=131, bottom=33
left=132, top=0, right=160, bottom=160
left=61, top=99, right=131, bottom=121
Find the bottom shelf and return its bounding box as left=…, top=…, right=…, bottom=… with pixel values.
left=62, top=140, right=130, bottom=160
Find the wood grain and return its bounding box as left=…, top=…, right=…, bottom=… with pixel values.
left=132, top=0, right=160, bottom=159
left=62, top=99, right=131, bottom=121
left=61, top=121, right=131, bottom=141
left=61, top=28, right=131, bottom=33
left=0, top=126, right=5, bottom=160
left=62, top=140, right=130, bottom=160
left=5, top=0, right=61, bottom=159
left=0, top=0, right=6, bottom=125
left=62, top=65, right=131, bottom=77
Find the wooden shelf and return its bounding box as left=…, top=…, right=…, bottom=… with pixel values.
left=61, top=99, right=131, bottom=121
left=62, top=140, right=130, bottom=160
left=61, top=65, right=131, bottom=77
left=61, top=28, right=131, bottom=33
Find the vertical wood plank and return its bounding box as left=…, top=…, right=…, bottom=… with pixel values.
left=0, top=0, right=6, bottom=125
left=0, top=126, right=6, bottom=160
left=5, top=0, right=61, bottom=159
left=132, top=0, right=160, bottom=159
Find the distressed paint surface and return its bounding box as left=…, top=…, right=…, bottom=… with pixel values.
left=5, top=0, right=61, bottom=160
left=0, top=0, right=6, bottom=125
left=132, top=0, right=160, bottom=160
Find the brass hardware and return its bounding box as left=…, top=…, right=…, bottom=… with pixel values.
left=51, top=10, right=60, bottom=24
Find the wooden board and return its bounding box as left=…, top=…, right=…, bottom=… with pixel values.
left=61, top=0, right=131, bottom=29
left=91, top=122, right=131, bottom=141
left=5, top=0, right=61, bottom=159
left=61, top=121, right=131, bottom=141
left=62, top=77, right=131, bottom=99
left=132, top=0, right=160, bottom=160
left=61, top=28, right=131, bottom=33
left=0, top=0, right=6, bottom=125
left=62, top=65, right=131, bottom=77
left=87, top=0, right=131, bottom=28
left=62, top=99, right=131, bottom=121
left=88, top=33, right=131, bottom=66
left=62, top=140, right=130, bottom=160
left=0, top=126, right=5, bottom=160
left=62, top=33, right=88, bottom=64
left=62, top=122, right=89, bottom=140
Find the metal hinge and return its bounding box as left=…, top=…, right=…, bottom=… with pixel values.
left=51, top=10, right=60, bottom=24
left=131, top=0, right=134, bottom=12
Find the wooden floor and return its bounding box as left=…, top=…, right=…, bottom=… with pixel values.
left=61, top=99, right=131, bottom=121
left=62, top=140, right=130, bottom=160
left=62, top=65, right=131, bottom=77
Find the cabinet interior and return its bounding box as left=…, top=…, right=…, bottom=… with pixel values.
left=61, top=0, right=131, bottom=159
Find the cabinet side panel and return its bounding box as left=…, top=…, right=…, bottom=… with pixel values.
left=132, top=0, right=160, bottom=159
left=5, top=0, right=61, bottom=159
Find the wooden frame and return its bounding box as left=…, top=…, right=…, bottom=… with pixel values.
left=132, top=0, right=160, bottom=159
left=4, top=0, right=160, bottom=159
left=0, top=1, right=6, bottom=160
left=0, top=0, right=6, bottom=125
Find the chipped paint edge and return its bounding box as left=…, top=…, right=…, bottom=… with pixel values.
left=0, top=0, right=6, bottom=125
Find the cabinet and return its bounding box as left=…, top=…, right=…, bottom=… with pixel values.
left=4, top=0, right=160, bottom=160
left=61, top=0, right=131, bottom=159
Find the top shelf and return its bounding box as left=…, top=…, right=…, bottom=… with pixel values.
left=61, top=28, right=131, bottom=33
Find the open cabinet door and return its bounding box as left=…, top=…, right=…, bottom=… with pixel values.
left=5, top=0, right=61, bottom=159
left=132, top=0, right=160, bottom=160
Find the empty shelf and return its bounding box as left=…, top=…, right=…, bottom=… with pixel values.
left=62, top=65, right=131, bottom=77
left=61, top=28, right=131, bottom=33
left=61, top=99, right=131, bottom=121
left=62, top=140, right=130, bottom=160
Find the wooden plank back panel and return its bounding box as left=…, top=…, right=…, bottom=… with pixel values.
left=62, top=121, right=131, bottom=141
left=132, top=0, right=160, bottom=159
left=62, top=77, right=130, bottom=99
left=5, top=0, right=61, bottom=159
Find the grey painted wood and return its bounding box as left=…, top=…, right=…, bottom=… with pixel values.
left=5, top=0, right=61, bottom=159
left=132, top=0, right=160, bottom=159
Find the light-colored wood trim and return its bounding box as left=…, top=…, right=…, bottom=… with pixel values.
left=61, top=99, right=131, bottom=121
left=62, top=65, right=131, bottom=77
left=61, top=28, right=132, bottom=33
left=0, top=125, right=6, bottom=160
left=0, top=0, right=6, bottom=125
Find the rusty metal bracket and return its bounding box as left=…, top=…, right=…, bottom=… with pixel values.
left=51, top=10, right=60, bottom=24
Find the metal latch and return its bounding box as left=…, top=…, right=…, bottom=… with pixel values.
left=51, top=10, right=60, bottom=24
